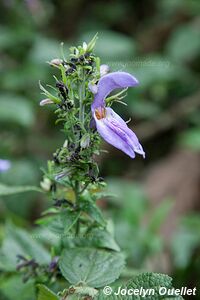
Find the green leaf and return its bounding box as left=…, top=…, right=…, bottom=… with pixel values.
left=81, top=200, right=106, bottom=226
left=87, top=228, right=120, bottom=252
left=0, top=94, right=35, bottom=127
left=37, top=210, right=80, bottom=234
left=127, top=272, right=184, bottom=299
left=0, top=183, right=42, bottom=196
left=86, top=33, right=98, bottom=52
left=0, top=223, right=51, bottom=271
left=37, top=284, right=59, bottom=300
left=72, top=228, right=120, bottom=252
left=0, top=275, right=35, bottom=300
left=59, top=248, right=125, bottom=288
left=95, top=272, right=184, bottom=299
left=127, top=272, right=171, bottom=294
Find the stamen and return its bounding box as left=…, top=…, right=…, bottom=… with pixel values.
left=95, top=107, right=106, bottom=120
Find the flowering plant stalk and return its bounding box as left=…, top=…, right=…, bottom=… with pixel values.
left=5, top=36, right=182, bottom=300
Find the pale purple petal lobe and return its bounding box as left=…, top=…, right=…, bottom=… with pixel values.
left=88, top=82, right=98, bottom=94
left=94, top=108, right=145, bottom=159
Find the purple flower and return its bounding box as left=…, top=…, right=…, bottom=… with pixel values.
left=0, top=159, right=11, bottom=172
left=91, top=72, right=145, bottom=159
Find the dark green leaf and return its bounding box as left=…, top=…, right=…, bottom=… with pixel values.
left=87, top=228, right=120, bottom=251
left=81, top=201, right=106, bottom=226
left=0, top=223, right=50, bottom=271
left=72, top=228, right=120, bottom=251
left=59, top=248, right=125, bottom=288
left=95, top=272, right=184, bottom=299
left=37, top=284, right=59, bottom=300
left=0, top=276, right=35, bottom=300
left=37, top=210, right=80, bottom=234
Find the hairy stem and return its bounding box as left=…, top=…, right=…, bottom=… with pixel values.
left=74, top=180, right=80, bottom=235
left=79, top=69, right=86, bottom=125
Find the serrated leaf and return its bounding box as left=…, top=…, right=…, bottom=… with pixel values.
left=94, top=273, right=184, bottom=300
left=37, top=284, right=59, bottom=300
left=126, top=273, right=184, bottom=300
left=0, top=183, right=42, bottom=196
left=59, top=248, right=125, bottom=288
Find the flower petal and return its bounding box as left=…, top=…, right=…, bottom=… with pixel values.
left=94, top=108, right=145, bottom=158
left=91, top=72, right=139, bottom=112
left=106, top=108, right=145, bottom=157
left=88, top=82, right=98, bottom=94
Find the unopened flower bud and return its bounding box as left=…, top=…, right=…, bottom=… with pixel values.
left=40, top=177, right=52, bottom=191
left=80, top=134, right=90, bottom=148
left=83, top=42, right=87, bottom=51
left=39, top=98, right=54, bottom=106
left=50, top=58, right=63, bottom=66
left=63, top=140, right=68, bottom=148
left=100, top=64, right=110, bottom=77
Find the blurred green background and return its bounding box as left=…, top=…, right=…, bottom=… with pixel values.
left=0, top=0, right=200, bottom=295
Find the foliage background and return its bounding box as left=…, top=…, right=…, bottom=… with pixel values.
left=0, top=0, right=200, bottom=297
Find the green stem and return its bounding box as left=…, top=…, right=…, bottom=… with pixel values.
left=75, top=69, right=86, bottom=235
left=79, top=70, right=85, bottom=125
left=74, top=180, right=80, bottom=235
left=79, top=182, right=89, bottom=195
